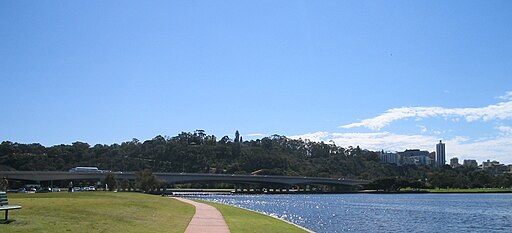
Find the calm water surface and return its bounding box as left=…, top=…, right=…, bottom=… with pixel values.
left=191, top=193, right=512, bottom=233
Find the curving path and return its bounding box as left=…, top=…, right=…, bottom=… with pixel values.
left=173, top=197, right=231, bottom=233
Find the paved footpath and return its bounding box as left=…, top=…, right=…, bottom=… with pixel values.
left=173, top=197, right=231, bottom=233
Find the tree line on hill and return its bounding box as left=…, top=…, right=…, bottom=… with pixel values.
left=1, top=130, right=511, bottom=190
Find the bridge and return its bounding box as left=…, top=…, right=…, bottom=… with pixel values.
left=0, top=171, right=369, bottom=192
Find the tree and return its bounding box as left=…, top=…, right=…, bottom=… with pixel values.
left=120, top=179, right=130, bottom=191
left=367, top=177, right=400, bottom=191
left=409, top=180, right=426, bottom=190
left=234, top=131, right=240, bottom=143
left=0, top=177, right=8, bottom=191
left=136, top=169, right=161, bottom=193
left=219, top=136, right=230, bottom=144
left=194, top=130, right=206, bottom=145
left=103, top=173, right=118, bottom=191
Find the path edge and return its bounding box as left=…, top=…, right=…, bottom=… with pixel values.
left=172, top=197, right=231, bottom=233
left=194, top=199, right=315, bottom=233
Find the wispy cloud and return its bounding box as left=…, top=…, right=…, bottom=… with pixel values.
left=498, top=91, right=512, bottom=100
left=418, top=125, right=427, bottom=133
left=340, top=96, right=512, bottom=130
left=289, top=131, right=329, bottom=141
left=497, top=126, right=512, bottom=135
left=245, top=133, right=267, bottom=137
left=292, top=131, right=436, bottom=152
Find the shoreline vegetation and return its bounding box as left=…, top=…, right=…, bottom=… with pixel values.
left=362, top=188, right=512, bottom=194
left=417, top=188, right=512, bottom=193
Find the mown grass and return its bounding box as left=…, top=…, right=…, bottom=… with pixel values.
left=198, top=200, right=310, bottom=233
left=3, top=192, right=194, bottom=233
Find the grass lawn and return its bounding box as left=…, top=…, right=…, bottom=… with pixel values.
left=198, top=200, right=310, bottom=233
left=3, top=192, right=194, bottom=233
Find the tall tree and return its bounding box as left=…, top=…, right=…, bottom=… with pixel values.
left=136, top=169, right=161, bottom=193
left=103, top=173, right=118, bottom=191
left=234, top=130, right=240, bottom=143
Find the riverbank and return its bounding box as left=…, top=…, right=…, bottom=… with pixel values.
left=363, top=188, right=512, bottom=194
left=5, top=192, right=310, bottom=233
left=424, top=188, right=512, bottom=193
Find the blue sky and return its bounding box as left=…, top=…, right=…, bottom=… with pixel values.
left=1, top=1, right=512, bottom=164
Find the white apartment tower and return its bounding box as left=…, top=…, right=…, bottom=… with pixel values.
left=436, top=140, right=446, bottom=167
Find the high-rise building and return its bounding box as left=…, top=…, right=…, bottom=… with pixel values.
left=436, top=140, right=445, bottom=167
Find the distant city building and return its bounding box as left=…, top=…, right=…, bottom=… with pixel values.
left=428, top=152, right=436, bottom=166
left=436, top=140, right=446, bottom=167
left=450, top=157, right=461, bottom=168
left=463, top=159, right=478, bottom=168
left=482, top=160, right=500, bottom=169
left=482, top=160, right=508, bottom=174
left=398, top=149, right=432, bottom=166
left=379, top=151, right=400, bottom=165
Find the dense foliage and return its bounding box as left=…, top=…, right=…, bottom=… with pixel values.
left=1, top=130, right=511, bottom=189
left=0, top=131, right=379, bottom=178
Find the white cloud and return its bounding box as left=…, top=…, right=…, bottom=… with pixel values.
left=498, top=91, right=512, bottom=100
left=496, top=126, right=512, bottom=135
left=291, top=131, right=512, bottom=164
left=445, top=136, right=512, bottom=163
left=292, top=131, right=437, bottom=152
left=418, top=125, right=427, bottom=133
left=289, top=131, right=329, bottom=141
left=245, top=133, right=266, bottom=137
left=340, top=99, right=512, bottom=130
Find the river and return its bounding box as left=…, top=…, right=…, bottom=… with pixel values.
left=191, top=193, right=512, bottom=232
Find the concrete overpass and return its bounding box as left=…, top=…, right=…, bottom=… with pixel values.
left=0, top=171, right=369, bottom=188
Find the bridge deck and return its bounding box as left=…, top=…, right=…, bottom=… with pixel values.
left=0, top=171, right=369, bottom=187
